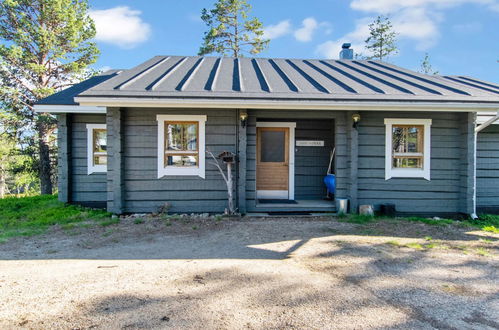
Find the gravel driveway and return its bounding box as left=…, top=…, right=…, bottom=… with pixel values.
left=0, top=216, right=498, bottom=329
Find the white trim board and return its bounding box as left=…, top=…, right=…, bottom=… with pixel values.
left=384, top=118, right=432, bottom=181
left=256, top=122, right=296, bottom=200
left=86, top=124, right=107, bottom=174
left=74, top=97, right=499, bottom=112
left=156, top=114, right=207, bottom=179
left=35, top=105, right=106, bottom=113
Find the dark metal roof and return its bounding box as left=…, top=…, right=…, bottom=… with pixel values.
left=43, top=56, right=499, bottom=105
left=36, top=70, right=121, bottom=105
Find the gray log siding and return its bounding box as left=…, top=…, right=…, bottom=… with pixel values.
left=70, top=114, right=107, bottom=206
left=122, top=108, right=237, bottom=213
left=477, top=124, right=499, bottom=212
left=57, top=114, right=71, bottom=203
left=245, top=110, right=348, bottom=212
left=356, top=111, right=469, bottom=215
left=106, top=108, right=125, bottom=214
left=61, top=108, right=477, bottom=216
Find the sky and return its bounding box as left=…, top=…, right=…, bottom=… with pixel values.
left=88, top=0, right=499, bottom=83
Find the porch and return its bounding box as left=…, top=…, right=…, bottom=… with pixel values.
left=241, top=110, right=350, bottom=214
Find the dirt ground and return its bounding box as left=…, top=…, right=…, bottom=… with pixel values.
left=0, top=216, right=498, bottom=329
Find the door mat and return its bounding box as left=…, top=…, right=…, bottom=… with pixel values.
left=258, top=199, right=298, bottom=204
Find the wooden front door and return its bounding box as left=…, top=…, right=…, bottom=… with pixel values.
left=256, top=127, right=290, bottom=199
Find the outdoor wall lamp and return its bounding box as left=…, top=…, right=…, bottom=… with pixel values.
left=240, top=111, right=248, bottom=128
left=352, top=113, right=361, bottom=129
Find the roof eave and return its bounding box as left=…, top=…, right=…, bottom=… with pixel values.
left=74, top=96, right=499, bottom=112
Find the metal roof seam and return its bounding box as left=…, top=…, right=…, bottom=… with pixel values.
left=251, top=58, right=271, bottom=92
left=176, top=57, right=205, bottom=91
left=369, top=61, right=471, bottom=96
left=313, top=60, right=382, bottom=94
left=304, top=60, right=357, bottom=93
left=335, top=61, right=415, bottom=95
left=443, top=76, right=499, bottom=95
left=146, top=57, right=187, bottom=91
left=352, top=61, right=442, bottom=95
left=285, top=59, right=330, bottom=93
left=268, top=59, right=299, bottom=92
left=115, top=56, right=169, bottom=90
left=458, top=76, right=499, bottom=91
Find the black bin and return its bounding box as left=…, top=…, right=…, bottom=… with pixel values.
left=380, top=203, right=396, bottom=217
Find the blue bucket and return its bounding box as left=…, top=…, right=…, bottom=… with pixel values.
left=324, top=174, right=336, bottom=194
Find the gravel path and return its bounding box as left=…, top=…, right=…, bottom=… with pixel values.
left=0, top=216, right=498, bottom=329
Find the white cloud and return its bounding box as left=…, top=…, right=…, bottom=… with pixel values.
left=90, top=6, right=152, bottom=49
left=316, top=18, right=371, bottom=58
left=263, top=20, right=292, bottom=39
left=318, top=0, right=497, bottom=58
left=350, top=0, right=498, bottom=13
left=391, top=7, right=440, bottom=50
left=294, top=17, right=319, bottom=42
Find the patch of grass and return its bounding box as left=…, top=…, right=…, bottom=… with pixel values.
left=424, top=236, right=433, bottom=241
left=482, top=226, right=499, bottom=234
left=386, top=240, right=402, bottom=247
left=99, top=218, right=119, bottom=227
left=404, top=217, right=454, bottom=226
left=460, top=214, right=499, bottom=233
left=0, top=195, right=112, bottom=242
left=406, top=242, right=424, bottom=250
left=214, top=215, right=223, bottom=222
left=475, top=247, right=491, bottom=257
left=192, top=225, right=198, bottom=230
left=134, top=218, right=145, bottom=224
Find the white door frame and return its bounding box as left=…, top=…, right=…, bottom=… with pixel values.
left=256, top=122, right=296, bottom=200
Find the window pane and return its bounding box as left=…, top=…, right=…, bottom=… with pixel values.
left=166, top=155, right=198, bottom=167
left=94, top=155, right=107, bottom=165
left=165, top=123, right=198, bottom=151
left=407, top=127, right=420, bottom=152
left=93, top=129, right=107, bottom=153
left=392, top=126, right=422, bottom=153
left=393, top=157, right=423, bottom=168
left=260, top=130, right=285, bottom=162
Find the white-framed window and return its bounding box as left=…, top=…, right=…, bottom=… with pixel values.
left=157, top=115, right=207, bottom=178
left=86, top=124, right=107, bottom=174
left=384, top=118, right=432, bottom=180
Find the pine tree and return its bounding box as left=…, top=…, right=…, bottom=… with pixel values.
left=365, top=15, right=398, bottom=61
left=198, top=0, right=269, bottom=57
left=0, top=0, right=99, bottom=194
left=420, top=53, right=439, bottom=75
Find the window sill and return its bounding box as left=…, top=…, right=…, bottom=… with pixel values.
left=158, top=167, right=205, bottom=179
left=88, top=165, right=107, bottom=175
left=386, top=168, right=430, bottom=181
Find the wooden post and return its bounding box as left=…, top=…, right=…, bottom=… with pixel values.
left=237, top=109, right=247, bottom=214
left=57, top=113, right=72, bottom=203
left=107, top=107, right=124, bottom=214
left=347, top=111, right=359, bottom=213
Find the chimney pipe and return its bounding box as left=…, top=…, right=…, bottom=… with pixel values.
left=340, top=43, right=353, bottom=60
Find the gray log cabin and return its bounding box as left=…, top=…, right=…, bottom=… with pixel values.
left=34, top=47, right=499, bottom=217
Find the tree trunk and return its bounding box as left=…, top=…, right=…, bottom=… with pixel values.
left=38, top=124, right=53, bottom=195
left=0, top=170, right=5, bottom=198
